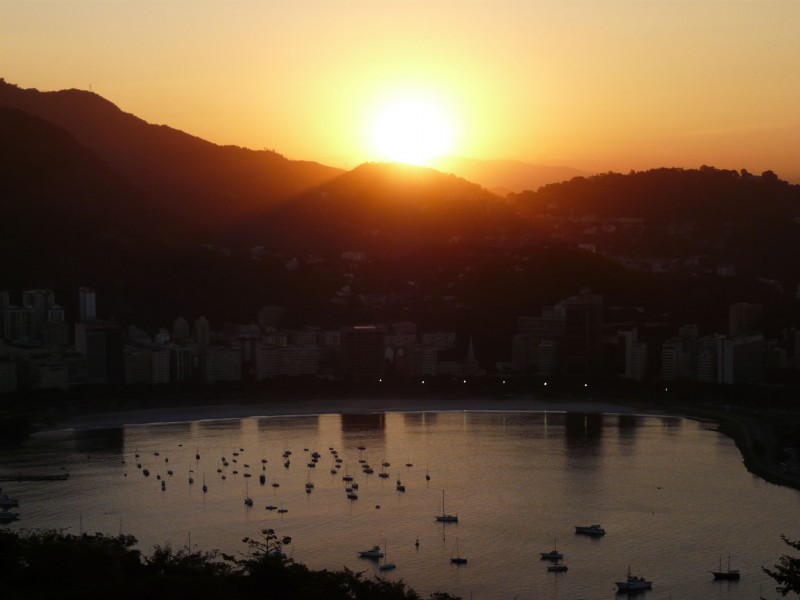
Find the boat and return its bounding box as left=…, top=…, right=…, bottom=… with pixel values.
left=710, top=554, right=740, bottom=580
left=615, top=567, right=652, bottom=591
left=540, top=540, right=563, bottom=560
left=548, top=562, right=568, bottom=572
left=0, top=510, right=20, bottom=523
left=575, top=524, right=605, bottom=536
left=0, top=495, right=19, bottom=509
left=378, top=540, right=396, bottom=571
left=244, top=481, right=253, bottom=506
left=450, top=539, right=468, bottom=565
left=265, top=505, right=278, bottom=510
left=202, top=474, right=207, bottom=493
left=161, top=480, right=166, bottom=491
left=435, top=490, right=458, bottom=522
left=358, top=545, right=384, bottom=559
left=259, top=474, right=266, bottom=485
left=396, top=480, right=406, bottom=492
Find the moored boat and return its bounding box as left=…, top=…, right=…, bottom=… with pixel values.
left=710, top=554, right=740, bottom=580
left=575, top=524, right=605, bottom=536
left=358, top=545, right=384, bottom=559
left=435, top=489, right=458, bottom=522
left=616, top=567, right=652, bottom=592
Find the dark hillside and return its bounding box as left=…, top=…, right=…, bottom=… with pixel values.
left=0, top=79, right=343, bottom=232
left=243, top=162, right=516, bottom=256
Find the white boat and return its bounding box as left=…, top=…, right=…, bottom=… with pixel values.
left=616, top=567, right=652, bottom=591
left=435, top=490, right=458, bottom=522
left=710, top=554, right=740, bottom=580
left=358, top=545, right=384, bottom=559
left=575, top=524, right=605, bottom=536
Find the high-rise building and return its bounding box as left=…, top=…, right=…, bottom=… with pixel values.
left=74, top=320, right=124, bottom=384
left=341, top=325, right=385, bottom=381
left=79, top=287, right=97, bottom=322
left=172, top=317, right=190, bottom=341
left=0, top=357, right=17, bottom=395
left=722, top=335, right=764, bottom=384
left=696, top=334, right=726, bottom=383
left=201, top=345, right=242, bottom=384
left=193, top=317, right=211, bottom=346
left=563, top=289, right=604, bottom=377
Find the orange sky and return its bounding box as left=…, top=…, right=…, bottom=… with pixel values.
left=2, top=1, right=799, bottom=180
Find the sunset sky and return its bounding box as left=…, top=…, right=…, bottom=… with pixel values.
left=2, top=1, right=799, bottom=180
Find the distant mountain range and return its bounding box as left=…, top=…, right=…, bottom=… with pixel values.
left=3, top=77, right=800, bottom=288
left=432, top=155, right=588, bottom=195
left=3, top=79, right=800, bottom=335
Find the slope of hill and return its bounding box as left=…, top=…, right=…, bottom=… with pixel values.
left=511, top=167, right=800, bottom=223
left=0, top=79, right=343, bottom=231
left=509, top=167, right=800, bottom=282
left=433, top=155, right=588, bottom=194
left=240, top=162, right=516, bottom=256
left=0, top=106, right=175, bottom=291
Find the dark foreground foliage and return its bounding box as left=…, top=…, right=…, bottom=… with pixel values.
left=763, top=535, right=800, bottom=598
left=0, top=528, right=461, bottom=600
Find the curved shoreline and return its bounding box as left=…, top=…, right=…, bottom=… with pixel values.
left=35, top=394, right=800, bottom=493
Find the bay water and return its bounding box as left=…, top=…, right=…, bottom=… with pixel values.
left=1, top=409, right=796, bottom=599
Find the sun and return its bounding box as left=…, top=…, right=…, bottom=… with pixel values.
left=368, top=95, right=455, bottom=166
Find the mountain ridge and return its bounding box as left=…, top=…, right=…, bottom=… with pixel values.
left=0, top=79, right=344, bottom=231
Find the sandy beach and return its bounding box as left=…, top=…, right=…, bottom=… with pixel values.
left=45, top=395, right=660, bottom=431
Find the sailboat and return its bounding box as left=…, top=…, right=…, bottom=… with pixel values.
left=710, top=554, right=740, bottom=580
left=540, top=539, right=563, bottom=561
left=435, top=490, right=458, bottom=522
left=202, top=473, right=208, bottom=493
left=450, top=539, right=468, bottom=564
left=378, top=540, right=396, bottom=571
left=244, top=480, right=253, bottom=506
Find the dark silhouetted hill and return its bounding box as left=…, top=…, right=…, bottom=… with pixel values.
left=241, top=162, right=516, bottom=256
left=510, top=166, right=800, bottom=224
left=0, top=107, right=161, bottom=283
left=509, top=166, right=800, bottom=282
left=0, top=79, right=343, bottom=232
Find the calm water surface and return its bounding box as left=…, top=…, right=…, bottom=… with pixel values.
left=1, top=409, right=797, bottom=599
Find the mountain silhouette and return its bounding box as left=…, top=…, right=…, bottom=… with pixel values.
left=0, top=79, right=343, bottom=232
left=239, top=162, right=515, bottom=256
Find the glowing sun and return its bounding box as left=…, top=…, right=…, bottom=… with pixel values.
left=369, top=96, right=455, bottom=166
